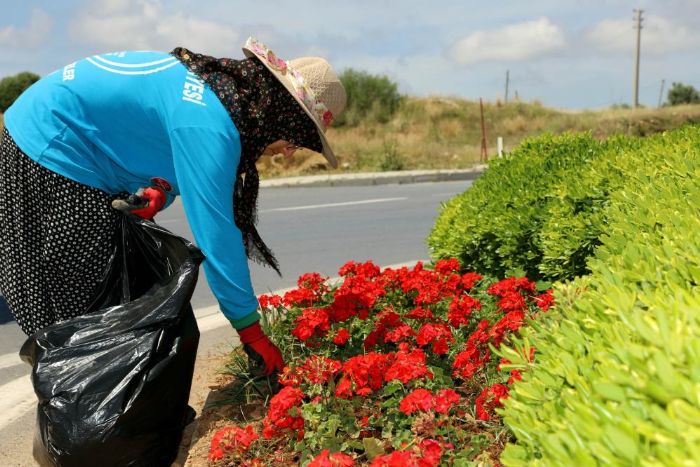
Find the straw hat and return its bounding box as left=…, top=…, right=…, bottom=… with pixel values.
left=242, top=37, right=346, bottom=168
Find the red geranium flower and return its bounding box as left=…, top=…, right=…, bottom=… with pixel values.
left=291, top=307, right=331, bottom=342
left=399, top=388, right=434, bottom=415
left=434, top=389, right=461, bottom=414
left=385, top=347, right=433, bottom=384
left=333, top=328, right=351, bottom=345
left=308, top=449, right=355, bottom=467
left=416, top=322, right=454, bottom=355
left=447, top=295, right=481, bottom=328
left=475, top=383, right=509, bottom=421
left=434, top=258, right=461, bottom=275
left=535, top=289, right=555, bottom=311
left=208, top=424, right=259, bottom=461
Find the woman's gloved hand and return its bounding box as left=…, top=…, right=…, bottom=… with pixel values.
left=111, top=186, right=166, bottom=220
left=237, top=321, right=284, bottom=376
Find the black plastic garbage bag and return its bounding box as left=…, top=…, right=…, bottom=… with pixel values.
left=20, top=215, right=205, bottom=467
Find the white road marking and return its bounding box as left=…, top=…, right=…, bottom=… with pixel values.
left=261, top=197, right=407, bottom=213
left=0, top=259, right=427, bottom=430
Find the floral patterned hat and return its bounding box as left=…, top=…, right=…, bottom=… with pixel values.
left=242, top=37, right=347, bottom=168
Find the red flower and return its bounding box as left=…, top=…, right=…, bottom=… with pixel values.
left=416, top=322, right=454, bottom=355
left=385, top=347, right=433, bottom=384
left=405, top=306, right=434, bottom=321
left=338, top=260, right=381, bottom=278
left=291, top=307, right=331, bottom=342
left=282, top=272, right=330, bottom=307
left=370, top=450, right=418, bottom=466
left=336, top=352, right=392, bottom=398
left=460, top=272, right=482, bottom=290
left=308, top=449, right=355, bottom=467
left=370, top=439, right=443, bottom=467
left=434, top=389, right=461, bottom=414
left=434, top=258, right=461, bottom=275
left=535, top=289, right=555, bottom=311
left=452, top=320, right=491, bottom=379
left=447, top=295, right=481, bottom=328
left=282, top=355, right=342, bottom=387
left=258, top=293, right=282, bottom=309
left=507, top=369, right=522, bottom=385
left=496, top=290, right=527, bottom=312
left=399, top=388, right=434, bottom=415
left=208, top=424, right=259, bottom=461
left=333, top=328, right=351, bottom=345
left=488, top=276, right=536, bottom=297
left=384, top=324, right=417, bottom=343
left=489, top=310, right=525, bottom=346
left=475, top=383, right=509, bottom=421
left=263, top=387, right=305, bottom=439
left=419, top=439, right=443, bottom=466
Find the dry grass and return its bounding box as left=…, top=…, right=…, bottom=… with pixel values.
left=258, top=99, right=700, bottom=178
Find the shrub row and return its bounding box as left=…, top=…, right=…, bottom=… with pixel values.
left=499, top=125, right=700, bottom=465
left=429, top=132, right=623, bottom=282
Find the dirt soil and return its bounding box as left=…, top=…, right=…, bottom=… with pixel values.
left=172, top=351, right=252, bottom=467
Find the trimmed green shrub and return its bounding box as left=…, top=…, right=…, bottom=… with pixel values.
left=428, top=132, right=610, bottom=281
left=0, top=71, right=40, bottom=112
left=499, top=126, right=700, bottom=465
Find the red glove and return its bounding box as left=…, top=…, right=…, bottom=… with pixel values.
left=111, top=186, right=166, bottom=220
left=237, top=322, right=284, bottom=376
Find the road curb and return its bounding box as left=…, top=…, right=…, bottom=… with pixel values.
left=260, top=165, right=487, bottom=189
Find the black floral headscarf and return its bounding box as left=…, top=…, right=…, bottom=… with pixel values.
left=171, top=47, right=322, bottom=275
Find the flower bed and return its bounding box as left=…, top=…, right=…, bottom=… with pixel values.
left=208, top=259, right=553, bottom=466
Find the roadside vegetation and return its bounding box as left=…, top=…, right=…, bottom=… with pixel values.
left=256, top=99, right=700, bottom=176
left=197, top=125, right=700, bottom=465
left=430, top=125, right=700, bottom=465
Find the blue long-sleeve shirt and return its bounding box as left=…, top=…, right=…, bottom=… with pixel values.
left=4, top=51, right=260, bottom=329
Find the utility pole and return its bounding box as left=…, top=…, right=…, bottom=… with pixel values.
left=633, top=9, right=643, bottom=108
left=504, top=70, right=510, bottom=104
left=657, top=79, right=665, bottom=108
left=479, top=98, right=488, bottom=162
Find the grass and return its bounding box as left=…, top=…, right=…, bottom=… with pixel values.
left=4, top=100, right=700, bottom=179
left=256, top=99, right=700, bottom=178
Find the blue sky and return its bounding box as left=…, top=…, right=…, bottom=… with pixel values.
left=1, top=0, right=699, bottom=109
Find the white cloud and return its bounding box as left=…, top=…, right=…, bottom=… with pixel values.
left=71, top=0, right=239, bottom=56
left=449, top=17, right=566, bottom=65
left=0, top=8, right=52, bottom=48
left=586, top=15, right=700, bottom=54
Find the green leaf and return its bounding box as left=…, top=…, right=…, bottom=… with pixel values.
left=362, top=437, right=386, bottom=460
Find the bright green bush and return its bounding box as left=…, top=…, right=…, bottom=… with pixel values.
left=499, top=126, right=700, bottom=465
left=428, top=132, right=608, bottom=281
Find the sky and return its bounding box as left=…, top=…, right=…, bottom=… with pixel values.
left=1, top=0, right=699, bottom=109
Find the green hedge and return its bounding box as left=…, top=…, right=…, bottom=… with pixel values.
left=429, top=132, right=615, bottom=281
left=498, top=126, right=700, bottom=464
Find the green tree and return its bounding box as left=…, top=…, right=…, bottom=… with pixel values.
left=0, top=72, right=40, bottom=113
left=666, top=81, right=700, bottom=106
left=337, top=68, right=403, bottom=126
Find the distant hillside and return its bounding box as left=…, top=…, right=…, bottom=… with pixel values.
left=4, top=100, right=700, bottom=178
left=258, top=99, right=700, bottom=177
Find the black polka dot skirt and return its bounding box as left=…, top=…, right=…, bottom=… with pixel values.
left=0, top=128, right=121, bottom=336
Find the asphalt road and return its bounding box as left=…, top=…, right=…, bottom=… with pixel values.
left=0, top=179, right=471, bottom=466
